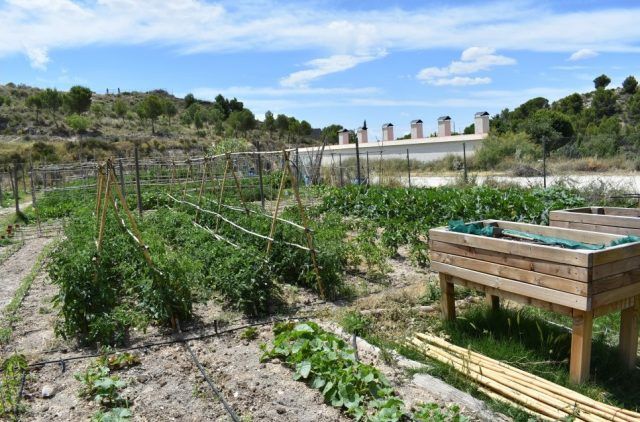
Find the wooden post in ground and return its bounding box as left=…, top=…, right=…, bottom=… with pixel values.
left=570, top=310, right=593, bottom=384
left=486, top=294, right=500, bottom=311
left=440, top=274, right=456, bottom=321
left=29, top=167, right=41, bottom=236
left=12, top=165, right=20, bottom=214
left=118, top=159, right=126, bottom=200
left=265, top=155, right=287, bottom=255
left=134, top=145, right=143, bottom=218
left=256, top=150, right=265, bottom=210
left=619, top=299, right=638, bottom=370
left=284, top=151, right=325, bottom=299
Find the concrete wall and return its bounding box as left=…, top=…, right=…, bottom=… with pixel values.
left=298, top=133, right=487, bottom=167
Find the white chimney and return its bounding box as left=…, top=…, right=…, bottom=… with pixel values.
left=357, top=126, right=368, bottom=144
left=474, top=111, right=490, bottom=134
left=337, top=128, right=350, bottom=145
left=410, top=119, right=423, bottom=139
left=437, top=116, right=451, bottom=137
left=382, top=123, right=394, bottom=141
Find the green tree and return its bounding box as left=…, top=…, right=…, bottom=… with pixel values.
left=622, top=76, right=638, bottom=95
left=627, top=92, right=640, bottom=125
left=300, top=120, right=312, bottom=136
left=26, top=94, right=44, bottom=122
left=227, top=109, right=256, bottom=135
left=591, top=88, right=617, bottom=120
left=113, top=99, right=128, bottom=122
left=552, top=93, right=583, bottom=115
left=65, top=113, right=91, bottom=134
left=275, top=113, right=289, bottom=139
left=42, top=88, right=63, bottom=123
left=140, top=95, right=164, bottom=134
left=512, top=97, right=549, bottom=120
left=163, top=100, right=177, bottom=123
left=263, top=110, right=275, bottom=136
left=593, top=74, right=611, bottom=89
left=64, top=86, right=92, bottom=114
left=523, top=109, right=575, bottom=150
left=184, top=93, right=196, bottom=108
left=463, top=123, right=475, bottom=134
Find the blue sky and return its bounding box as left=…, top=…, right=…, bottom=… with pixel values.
left=1, top=0, right=640, bottom=140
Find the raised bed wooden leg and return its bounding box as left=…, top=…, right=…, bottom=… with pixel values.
left=619, top=302, right=638, bottom=370
left=485, top=294, right=500, bottom=311
left=439, top=274, right=455, bottom=321
left=570, top=310, right=593, bottom=384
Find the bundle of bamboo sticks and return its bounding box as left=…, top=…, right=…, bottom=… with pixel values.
left=408, top=333, right=639, bottom=422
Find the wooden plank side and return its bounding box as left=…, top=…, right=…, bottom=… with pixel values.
left=591, top=241, right=640, bottom=266
left=432, top=261, right=590, bottom=310
left=550, top=210, right=640, bottom=229
left=486, top=219, right=622, bottom=244
left=430, top=240, right=590, bottom=282
left=591, top=270, right=640, bottom=295
left=593, top=255, right=640, bottom=280
left=592, top=282, right=640, bottom=308
left=550, top=220, right=640, bottom=237
left=429, top=228, right=590, bottom=267
left=448, top=276, right=574, bottom=316
left=431, top=251, right=588, bottom=296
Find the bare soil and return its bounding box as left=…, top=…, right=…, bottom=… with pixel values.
left=2, top=238, right=505, bottom=422
left=0, top=237, right=51, bottom=311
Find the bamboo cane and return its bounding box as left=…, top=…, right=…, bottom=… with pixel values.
left=412, top=339, right=612, bottom=422
left=409, top=339, right=585, bottom=421
left=414, top=333, right=640, bottom=421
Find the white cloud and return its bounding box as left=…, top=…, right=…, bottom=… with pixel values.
left=417, top=47, right=515, bottom=86
left=25, top=46, right=50, bottom=69
left=2, top=1, right=640, bottom=69
left=280, top=52, right=386, bottom=87
left=568, top=48, right=598, bottom=61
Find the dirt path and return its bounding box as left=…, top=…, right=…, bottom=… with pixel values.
left=0, top=237, right=52, bottom=311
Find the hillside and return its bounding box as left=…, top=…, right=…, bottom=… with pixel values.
left=0, top=83, right=325, bottom=163
left=484, top=74, right=640, bottom=160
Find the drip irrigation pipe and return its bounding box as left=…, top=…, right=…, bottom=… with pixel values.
left=17, top=317, right=305, bottom=371
left=176, top=319, right=240, bottom=422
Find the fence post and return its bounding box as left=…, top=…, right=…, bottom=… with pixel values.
left=134, top=144, right=143, bottom=217
left=366, top=151, right=370, bottom=186
left=256, top=146, right=265, bottom=210
left=379, top=151, right=383, bottom=186
left=0, top=172, right=3, bottom=208
left=406, top=149, right=411, bottom=187
left=463, top=142, right=468, bottom=184
left=339, top=153, right=344, bottom=187
left=542, top=136, right=547, bottom=189
left=30, top=167, right=41, bottom=235
left=118, top=159, right=126, bottom=199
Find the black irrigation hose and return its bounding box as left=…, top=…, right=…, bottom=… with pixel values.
left=22, top=299, right=330, bottom=359
left=19, top=316, right=303, bottom=370
left=14, top=370, right=26, bottom=419
left=176, top=320, right=240, bottom=422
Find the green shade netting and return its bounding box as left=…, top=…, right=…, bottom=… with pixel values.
left=448, top=220, right=640, bottom=250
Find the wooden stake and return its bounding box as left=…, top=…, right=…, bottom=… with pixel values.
left=265, top=153, right=288, bottom=255
left=214, top=159, right=230, bottom=233
left=284, top=151, right=326, bottom=299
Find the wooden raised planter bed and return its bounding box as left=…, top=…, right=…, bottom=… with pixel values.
left=550, top=207, right=640, bottom=236
left=429, top=220, right=640, bottom=383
